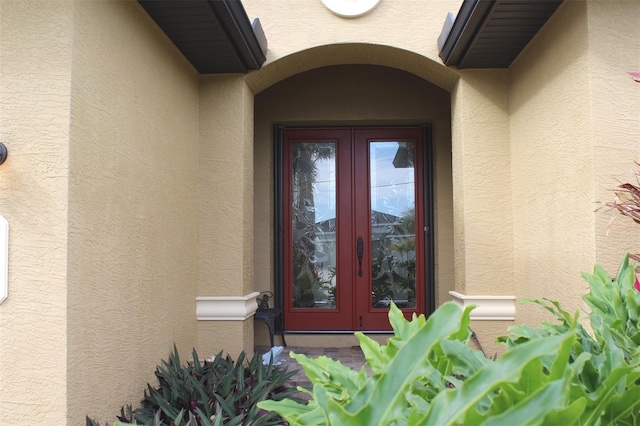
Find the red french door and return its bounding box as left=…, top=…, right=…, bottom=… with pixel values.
left=282, top=127, right=426, bottom=331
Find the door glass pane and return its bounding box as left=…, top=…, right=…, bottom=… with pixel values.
left=291, top=142, right=337, bottom=309
left=370, top=141, right=416, bottom=309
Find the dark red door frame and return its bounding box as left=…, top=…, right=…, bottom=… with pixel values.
left=275, top=126, right=434, bottom=332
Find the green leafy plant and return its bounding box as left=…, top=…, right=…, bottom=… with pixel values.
left=259, top=302, right=581, bottom=425
left=260, top=256, right=640, bottom=425
left=500, top=255, right=640, bottom=425
left=88, top=346, right=299, bottom=426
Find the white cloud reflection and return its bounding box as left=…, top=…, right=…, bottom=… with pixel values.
left=312, top=141, right=415, bottom=222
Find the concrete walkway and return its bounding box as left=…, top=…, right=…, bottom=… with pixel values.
left=257, top=345, right=367, bottom=391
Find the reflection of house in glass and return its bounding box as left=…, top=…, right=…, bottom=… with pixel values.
left=369, top=210, right=417, bottom=309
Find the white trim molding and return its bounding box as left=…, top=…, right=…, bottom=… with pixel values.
left=196, top=292, right=260, bottom=321
left=449, top=291, right=516, bottom=321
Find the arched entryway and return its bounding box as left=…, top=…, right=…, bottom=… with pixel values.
left=250, top=47, right=454, bottom=341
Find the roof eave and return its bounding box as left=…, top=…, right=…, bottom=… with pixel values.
left=138, top=0, right=267, bottom=74
left=438, top=0, right=563, bottom=69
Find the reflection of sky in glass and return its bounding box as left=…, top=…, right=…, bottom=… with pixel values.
left=370, top=141, right=415, bottom=218
left=313, top=141, right=414, bottom=222
left=312, top=155, right=336, bottom=223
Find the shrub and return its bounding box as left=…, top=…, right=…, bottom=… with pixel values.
left=259, top=302, right=579, bottom=425
left=499, top=255, right=640, bottom=425
left=88, top=346, right=299, bottom=426
left=260, top=256, right=640, bottom=425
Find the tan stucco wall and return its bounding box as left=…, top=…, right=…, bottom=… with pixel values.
left=510, top=0, right=595, bottom=326
left=451, top=70, right=512, bottom=296
left=3, top=0, right=638, bottom=421
left=508, top=0, right=640, bottom=330
left=199, top=76, right=254, bottom=297
left=198, top=75, right=256, bottom=357
left=0, top=1, right=73, bottom=423
left=450, top=69, right=513, bottom=355
left=588, top=0, right=640, bottom=270
left=253, top=64, right=454, bottom=346
left=2, top=2, right=201, bottom=421
left=67, top=1, right=200, bottom=424
left=242, top=0, right=461, bottom=93
left=197, top=319, right=254, bottom=361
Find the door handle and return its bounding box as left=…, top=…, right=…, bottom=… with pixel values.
left=357, top=236, right=363, bottom=277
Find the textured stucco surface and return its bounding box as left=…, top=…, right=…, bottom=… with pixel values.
left=507, top=0, right=640, bottom=327
left=197, top=319, right=254, bottom=360
left=588, top=0, right=640, bottom=271
left=242, top=0, right=462, bottom=93
left=254, top=64, right=454, bottom=345
left=509, top=0, right=596, bottom=325
left=246, top=43, right=459, bottom=96
left=450, top=70, right=513, bottom=297
left=66, top=1, right=200, bottom=424
left=2, top=0, right=639, bottom=421
left=197, top=75, right=255, bottom=358
left=199, top=76, right=254, bottom=297
left=0, top=1, right=73, bottom=423
left=449, top=70, right=514, bottom=352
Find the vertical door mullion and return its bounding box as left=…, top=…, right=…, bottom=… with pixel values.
left=353, top=130, right=370, bottom=329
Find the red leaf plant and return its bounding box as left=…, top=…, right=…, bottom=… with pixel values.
left=601, top=164, right=640, bottom=262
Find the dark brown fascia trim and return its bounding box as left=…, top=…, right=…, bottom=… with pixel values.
left=438, top=0, right=495, bottom=67
left=138, top=0, right=267, bottom=73
left=209, top=0, right=266, bottom=70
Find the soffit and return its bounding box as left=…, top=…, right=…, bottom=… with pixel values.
left=439, top=0, right=564, bottom=69
left=137, top=0, right=267, bottom=74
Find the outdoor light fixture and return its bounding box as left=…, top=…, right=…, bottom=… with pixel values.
left=0, top=143, right=6, bottom=165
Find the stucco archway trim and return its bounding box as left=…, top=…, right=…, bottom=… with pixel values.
left=245, top=43, right=459, bottom=95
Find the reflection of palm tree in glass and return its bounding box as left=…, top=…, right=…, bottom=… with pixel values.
left=292, top=143, right=335, bottom=308
left=371, top=206, right=416, bottom=308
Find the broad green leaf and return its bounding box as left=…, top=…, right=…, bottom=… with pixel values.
left=288, top=302, right=466, bottom=425
left=549, top=315, right=577, bottom=380
left=439, top=339, right=490, bottom=379
left=602, top=376, right=640, bottom=425
left=357, top=332, right=389, bottom=373
left=579, top=365, right=633, bottom=425
left=540, top=397, right=587, bottom=425
left=341, top=302, right=467, bottom=424
left=258, top=398, right=320, bottom=424
left=482, top=376, right=571, bottom=426
left=488, top=382, right=525, bottom=415
left=424, top=331, right=574, bottom=426
left=614, top=254, right=631, bottom=285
